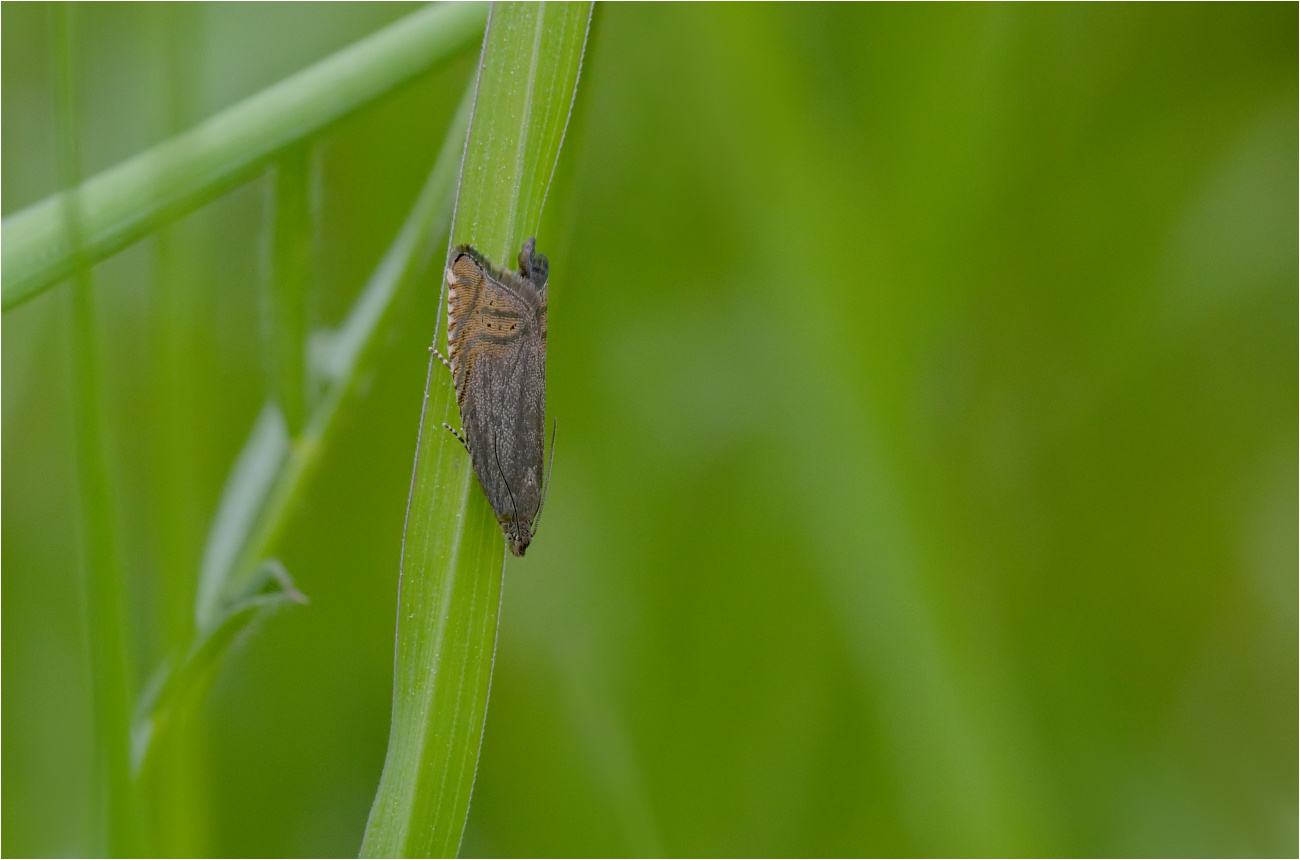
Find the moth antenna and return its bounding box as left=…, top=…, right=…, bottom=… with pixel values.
left=493, top=435, right=521, bottom=545
left=532, top=417, right=557, bottom=535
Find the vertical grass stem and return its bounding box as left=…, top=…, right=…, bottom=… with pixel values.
left=53, top=5, right=137, bottom=855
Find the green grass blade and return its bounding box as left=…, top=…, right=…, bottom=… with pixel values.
left=132, top=86, right=475, bottom=777
left=1, top=1, right=487, bottom=312
left=361, top=4, right=593, bottom=856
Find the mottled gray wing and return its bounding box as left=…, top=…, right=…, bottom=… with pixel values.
left=460, top=318, right=546, bottom=530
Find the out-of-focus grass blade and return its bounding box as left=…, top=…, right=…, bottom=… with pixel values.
left=362, top=4, right=593, bottom=857
left=131, top=86, right=475, bottom=777
left=52, top=6, right=137, bottom=855
left=193, top=403, right=291, bottom=632
left=1, top=1, right=486, bottom=312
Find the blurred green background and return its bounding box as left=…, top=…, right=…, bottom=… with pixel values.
left=3, top=2, right=1295, bottom=856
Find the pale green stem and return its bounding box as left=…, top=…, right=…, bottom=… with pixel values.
left=266, top=145, right=314, bottom=436
left=54, top=5, right=136, bottom=855
left=142, top=7, right=209, bottom=853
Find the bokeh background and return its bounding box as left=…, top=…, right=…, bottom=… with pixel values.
left=3, top=3, right=1295, bottom=856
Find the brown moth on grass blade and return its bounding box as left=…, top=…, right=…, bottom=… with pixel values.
left=435, top=238, right=554, bottom=556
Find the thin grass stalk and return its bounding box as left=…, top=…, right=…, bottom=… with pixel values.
left=266, top=145, right=315, bottom=436
left=142, top=7, right=209, bottom=850
left=53, top=5, right=136, bottom=855
left=145, top=195, right=210, bottom=857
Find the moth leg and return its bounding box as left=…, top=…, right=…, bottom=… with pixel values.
left=431, top=346, right=454, bottom=374
left=441, top=422, right=471, bottom=455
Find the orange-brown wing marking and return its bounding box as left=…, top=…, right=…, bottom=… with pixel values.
left=445, top=251, right=534, bottom=413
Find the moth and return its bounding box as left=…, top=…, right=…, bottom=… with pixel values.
left=435, top=237, right=554, bottom=556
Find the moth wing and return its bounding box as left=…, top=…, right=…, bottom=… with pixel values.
left=444, top=250, right=546, bottom=527
left=459, top=309, right=547, bottom=528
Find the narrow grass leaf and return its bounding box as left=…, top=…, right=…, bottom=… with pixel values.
left=265, top=144, right=316, bottom=436
left=52, top=6, right=137, bottom=854
left=193, top=403, right=291, bottom=632
left=362, top=4, right=594, bottom=856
